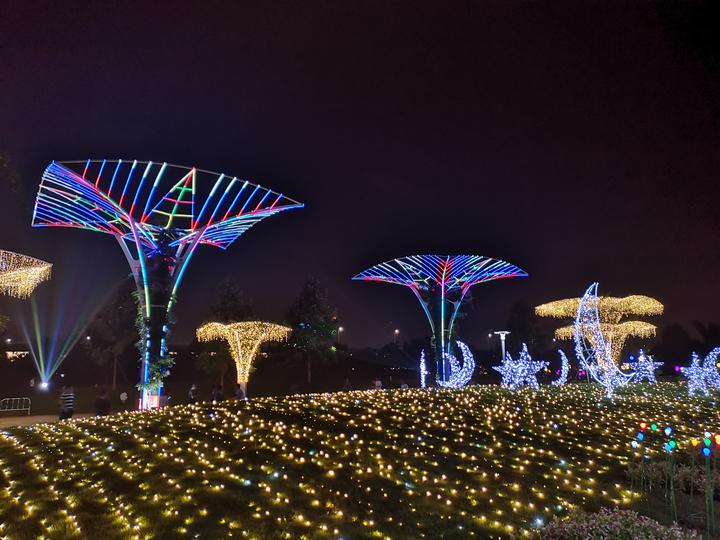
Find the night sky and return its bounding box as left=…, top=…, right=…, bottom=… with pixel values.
left=1, top=1, right=719, bottom=349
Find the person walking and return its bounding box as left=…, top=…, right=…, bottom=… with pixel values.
left=59, top=385, right=75, bottom=420
left=94, top=389, right=111, bottom=416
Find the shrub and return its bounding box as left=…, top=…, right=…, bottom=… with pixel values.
left=541, top=508, right=699, bottom=540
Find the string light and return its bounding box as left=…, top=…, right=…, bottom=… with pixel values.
left=6, top=382, right=698, bottom=538
left=493, top=343, right=547, bottom=391
left=436, top=340, right=475, bottom=389
left=197, top=321, right=291, bottom=388
left=0, top=250, right=51, bottom=298
left=552, top=350, right=570, bottom=386
left=419, top=350, right=428, bottom=388
left=627, top=350, right=663, bottom=384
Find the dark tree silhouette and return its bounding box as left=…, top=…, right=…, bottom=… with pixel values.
left=285, top=277, right=337, bottom=386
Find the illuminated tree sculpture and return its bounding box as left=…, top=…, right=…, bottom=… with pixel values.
left=536, top=289, right=663, bottom=368
left=197, top=321, right=291, bottom=392
left=353, top=255, right=527, bottom=385
left=33, top=160, right=303, bottom=408
left=0, top=250, right=51, bottom=298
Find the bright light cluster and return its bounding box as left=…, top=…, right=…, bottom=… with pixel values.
left=537, top=292, right=663, bottom=368
left=681, top=348, right=720, bottom=397
left=627, top=350, right=663, bottom=384
left=436, top=340, right=475, bottom=389
left=0, top=250, right=51, bottom=298
left=536, top=295, right=664, bottom=321
left=493, top=343, right=547, bottom=391
left=8, top=383, right=709, bottom=538
left=197, top=321, right=291, bottom=386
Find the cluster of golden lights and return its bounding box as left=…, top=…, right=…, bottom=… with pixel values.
left=0, top=250, right=51, bottom=298
left=1, top=383, right=713, bottom=538
left=536, top=295, right=663, bottom=366
left=196, top=321, right=291, bottom=386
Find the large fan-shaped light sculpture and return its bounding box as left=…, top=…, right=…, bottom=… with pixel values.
left=197, top=321, right=291, bottom=392
left=353, top=254, right=527, bottom=385
left=33, top=159, right=302, bottom=408
left=536, top=291, right=663, bottom=368
left=0, top=250, right=51, bottom=298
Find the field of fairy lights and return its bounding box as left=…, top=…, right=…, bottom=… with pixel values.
left=0, top=382, right=716, bottom=539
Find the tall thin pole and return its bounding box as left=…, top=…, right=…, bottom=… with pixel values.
left=494, top=330, right=510, bottom=360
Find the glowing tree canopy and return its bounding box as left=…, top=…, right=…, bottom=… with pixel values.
left=353, top=254, right=527, bottom=384
left=33, top=159, right=303, bottom=408
left=572, top=283, right=634, bottom=398
left=197, top=321, right=291, bottom=390
left=0, top=250, right=51, bottom=298
left=536, top=290, right=662, bottom=368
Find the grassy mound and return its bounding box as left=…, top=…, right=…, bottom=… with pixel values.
left=0, top=383, right=716, bottom=539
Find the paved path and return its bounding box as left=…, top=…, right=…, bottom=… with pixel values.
left=0, top=413, right=92, bottom=428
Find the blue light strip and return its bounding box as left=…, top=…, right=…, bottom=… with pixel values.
left=141, top=162, right=168, bottom=221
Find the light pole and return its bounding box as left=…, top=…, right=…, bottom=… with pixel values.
left=394, top=328, right=399, bottom=344
left=338, top=326, right=344, bottom=345
left=493, top=330, right=510, bottom=361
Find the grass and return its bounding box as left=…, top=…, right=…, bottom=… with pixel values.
left=0, top=382, right=716, bottom=539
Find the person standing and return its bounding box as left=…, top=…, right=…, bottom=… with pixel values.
left=234, top=385, right=246, bottom=400
left=59, top=385, right=75, bottom=420
left=188, top=384, right=199, bottom=404
left=94, top=389, right=111, bottom=416
left=210, top=385, right=224, bottom=402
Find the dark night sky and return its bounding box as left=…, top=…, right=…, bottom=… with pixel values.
left=1, top=1, right=719, bottom=349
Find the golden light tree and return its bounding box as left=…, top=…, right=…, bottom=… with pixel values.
left=0, top=250, right=51, bottom=298
left=196, top=321, right=291, bottom=391
left=535, top=294, right=663, bottom=367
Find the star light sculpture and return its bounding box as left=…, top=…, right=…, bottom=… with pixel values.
left=552, top=350, right=570, bottom=386
left=493, top=343, right=547, bottom=391
left=573, top=283, right=634, bottom=399
left=436, top=340, right=475, bottom=389
left=0, top=250, right=51, bottom=298
left=353, top=255, right=527, bottom=385
left=627, top=349, right=663, bottom=383
left=197, top=321, right=291, bottom=392
left=536, top=291, right=663, bottom=369
left=681, top=348, right=720, bottom=397
left=33, top=159, right=302, bottom=408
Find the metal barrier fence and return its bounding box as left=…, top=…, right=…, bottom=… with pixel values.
left=0, top=397, right=31, bottom=415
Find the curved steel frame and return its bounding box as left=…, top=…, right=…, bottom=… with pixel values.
left=33, top=159, right=303, bottom=407
left=353, top=254, right=527, bottom=383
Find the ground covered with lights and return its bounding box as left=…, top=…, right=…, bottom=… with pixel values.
left=0, top=383, right=715, bottom=539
